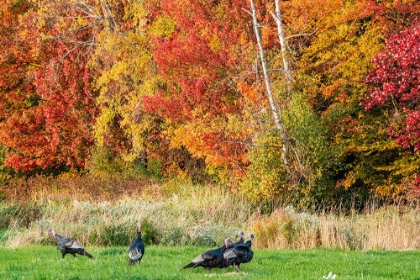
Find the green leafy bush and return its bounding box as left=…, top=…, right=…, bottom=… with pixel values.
left=103, top=223, right=131, bottom=246
left=160, top=226, right=189, bottom=246
left=141, top=220, right=158, bottom=245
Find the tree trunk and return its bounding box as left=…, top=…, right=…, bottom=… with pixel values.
left=271, top=0, right=292, bottom=86
left=249, top=0, right=290, bottom=173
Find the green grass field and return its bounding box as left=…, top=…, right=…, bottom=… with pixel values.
left=1, top=246, right=420, bottom=280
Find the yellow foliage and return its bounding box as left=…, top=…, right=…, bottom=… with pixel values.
left=209, top=34, right=222, bottom=53
left=76, top=16, right=88, bottom=26
left=240, top=131, right=287, bottom=203
left=87, top=1, right=164, bottom=166
left=149, top=15, right=176, bottom=38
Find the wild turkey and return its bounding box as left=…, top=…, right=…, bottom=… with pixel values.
left=128, top=222, right=145, bottom=265
left=223, top=233, right=255, bottom=272
left=48, top=228, right=93, bottom=259
left=183, top=238, right=232, bottom=270
left=234, top=230, right=244, bottom=245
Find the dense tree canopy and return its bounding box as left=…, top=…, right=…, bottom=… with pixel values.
left=363, top=20, right=420, bottom=189
left=1, top=0, right=420, bottom=207
left=0, top=0, right=97, bottom=173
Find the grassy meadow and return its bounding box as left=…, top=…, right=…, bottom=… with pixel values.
left=2, top=176, right=420, bottom=279
left=1, top=246, right=420, bottom=279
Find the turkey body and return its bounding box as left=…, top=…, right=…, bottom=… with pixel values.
left=48, top=229, right=93, bottom=259
left=183, top=238, right=232, bottom=270
left=223, top=233, right=254, bottom=271
left=128, top=222, right=145, bottom=265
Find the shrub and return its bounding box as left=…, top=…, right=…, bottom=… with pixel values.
left=103, top=223, right=131, bottom=246
left=189, top=225, right=217, bottom=247
left=160, top=226, right=189, bottom=246
left=0, top=203, right=43, bottom=228
left=251, top=207, right=320, bottom=249
left=140, top=220, right=158, bottom=245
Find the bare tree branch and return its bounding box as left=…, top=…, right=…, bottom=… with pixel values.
left=285, top=28, right=318, bottom=40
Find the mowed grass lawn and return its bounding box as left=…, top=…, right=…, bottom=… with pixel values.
left=1, top=246, right=420, bottom=280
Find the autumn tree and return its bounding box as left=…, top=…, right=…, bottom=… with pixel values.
left=85, top=0, right=167, bottom=177
left=0, top=0, right=97, bottom=173
left=288, top=0, right=420, bottom=204
left=0, top=0, right=45, bottom=173
left=143, top=0, right=264, bottom=182
left=363, top=20, right=420, bottom=190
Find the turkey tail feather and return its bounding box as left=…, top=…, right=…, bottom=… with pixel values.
left=183, top=262, right=196, bottom=269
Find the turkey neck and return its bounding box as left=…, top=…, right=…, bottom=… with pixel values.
left=136, top=227, right=142, bottom=241
left=55, top=234, right=65, bottom=240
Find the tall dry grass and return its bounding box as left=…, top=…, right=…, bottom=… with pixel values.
left=251, top=206, right=420, bottom=250
left=1, top=178, right=253, bottom=248
left=2, top=175, right=420, bottom=250
left=0, top=174, right=157, bottom=203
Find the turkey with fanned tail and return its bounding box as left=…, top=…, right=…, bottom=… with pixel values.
left=128, top=222, right=145, bottom=265
left=183, top=238, right=232, bottom=270
left=48, top=228, right=93, bottom=259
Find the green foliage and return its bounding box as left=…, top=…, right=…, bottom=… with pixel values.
left=0, top=227, right=7, bottom=244
left=88, top=146, right=126, bottom=177
left=240, top=129, right=288, bottom=206
left=0, top=203, right=43, bottom=228
left=140, top=220, right=158, bottom=245
left=160, top=226, right=188, bottom=246
left=103, top=223, right=131, bottom=246
left=285, top=90, right=336, bottom=202
left=88, top=146, right=161, bottom=179
left=239, top=89, right=338, bottom=208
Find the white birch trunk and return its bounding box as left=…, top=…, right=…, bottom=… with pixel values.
left=271, top=0, right=292, bottom=85
left=249, top=0, right=290, bottom=172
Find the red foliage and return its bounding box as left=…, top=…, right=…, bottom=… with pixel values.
left=0, top=1, right=97, bottom=172
left=363, top=0, right=420, bottom=32
left=415, top=174, right=420, bottom=190
left=363, top=20, right=420, bottom=185
left=143, top=0, right=258, bottom=175
left=147, top=0, right=253, bottom=118
left=363, top=21, right=420, bottom=111
left=363, top=21, right=420, bottom=151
